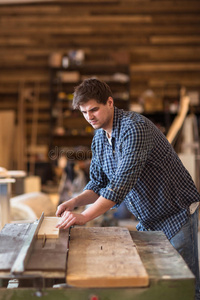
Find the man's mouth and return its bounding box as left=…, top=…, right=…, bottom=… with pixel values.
left=90, top=120, right=97, bottom=125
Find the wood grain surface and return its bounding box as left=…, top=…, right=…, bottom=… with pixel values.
left=27, top=229, right=69, bottom=271
left=37, top=217, right=60, bottom=239
left=66, top=227, right=149, bottom=288
left=0, top=223, right=32, bottom=271
left=0, top=223, right=69, bottom=273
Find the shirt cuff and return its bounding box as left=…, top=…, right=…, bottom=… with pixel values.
left=99, top=187, right=122, bottom=205
left=83, top=181, right=101, bottom=195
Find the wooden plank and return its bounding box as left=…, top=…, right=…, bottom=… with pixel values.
left=94, top=1, right=200, bottom=14
left=0, top=111, right=15, bottom=169
left=0, top=15, right=152, bottom=24
left=149, top=78, right=200, bottom=88
left=0, top=72, right=48, bottom=82
left=2, top=26, right=200, bottom=38
left=0, top=0, right=54, bottom=4
left=0, top=5, right=61, bottom=14
left=166, top=94, right=190, bottom=144
left=1, top=22, right=200, bottom=34
left=37, top=217, right=60, bottom=239
left=151, top=35, right=200, bottom=44
left=152, top=14, right=200, bottom=24
left=131, top=72, right=200, bottom=83
left=66, top=227, right=149, bottom=288
left=0, top=223, right=31, bottom=271
left=27, top=229, right=69, bottom=271
left=130, top=63, right=200, bottom=72
left=130, top=46, right=200, bottom=61
left=0, top=1, right=200, bottom=14
left=130, top=231, right=194, bottom=280
left=0, top=223, right=69, bottom=273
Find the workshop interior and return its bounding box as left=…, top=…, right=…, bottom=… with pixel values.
left=0, top=0, right=200, bottom=299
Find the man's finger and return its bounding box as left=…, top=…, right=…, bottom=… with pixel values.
left=56, top=207, right=62, bottom=217
left=63, top=217, right=76, bottom=229
left=56, top=213, right=74, bottom=228
left=56, top=205, right=68, bottom=217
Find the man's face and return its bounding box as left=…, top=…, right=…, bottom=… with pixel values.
left=80, top=98, right=114, bottom=132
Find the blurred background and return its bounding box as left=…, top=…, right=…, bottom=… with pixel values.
left=0, top=0, right=200, bottom=229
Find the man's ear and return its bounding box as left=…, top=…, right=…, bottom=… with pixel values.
left=107, top=97, right=114, bottom=108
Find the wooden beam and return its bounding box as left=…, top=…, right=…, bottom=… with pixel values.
left=0, top=0, right=54, bottom=4
left=130, top=63, right=200, bottom=72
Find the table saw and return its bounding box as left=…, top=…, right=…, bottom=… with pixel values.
left=0, top=213, right=195, bottom=300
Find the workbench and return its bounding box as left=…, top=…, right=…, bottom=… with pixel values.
left=0, top=221, right=195, bottom=300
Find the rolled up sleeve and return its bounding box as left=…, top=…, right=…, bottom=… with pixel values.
left=84, top=122, right=152, bottom=205
left=83, top=148, right=109, bottom=195
left=100, top=123, right=152, bottom=204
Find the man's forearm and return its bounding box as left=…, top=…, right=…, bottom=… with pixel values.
left=56, top=195, right=115, bottom=229
left=56, top=189, right=100, bottom=217
left=74, top=189, right=99, bottom=207
left=81, top=196, right=115, bottom=222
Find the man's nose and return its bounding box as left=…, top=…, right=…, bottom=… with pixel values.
left=87, top=111, right=93, bottom=120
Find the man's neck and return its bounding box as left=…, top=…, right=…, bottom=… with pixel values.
left=104, top=107, right=114, bottom=138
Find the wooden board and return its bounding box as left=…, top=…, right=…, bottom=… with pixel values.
left=130, top=231, right=194, bottom=280
left=0, top=223, right=69, bottom=274
left=166, top=95, right=190, bottom=144
left=0, top=111, right=15, bottom=170
left=0, top=223, right=32, bottom=271
left=37, top=217, right=60, bottom=239
left=66, top=227, right=149, bottom=288
left=27, top=229, right=69, bottom=271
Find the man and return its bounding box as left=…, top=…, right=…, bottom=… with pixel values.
left=56, top=78, right=200, bottom=299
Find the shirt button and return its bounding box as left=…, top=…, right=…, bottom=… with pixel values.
left=148, top=228, right=151, bottom=231
left=138, top=217, right=140, bottom=220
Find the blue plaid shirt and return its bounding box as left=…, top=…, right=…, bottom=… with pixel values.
left=84, top=107, right=200, bottom=239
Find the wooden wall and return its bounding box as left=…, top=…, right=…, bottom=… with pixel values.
left=0, top=0, right=200, bottom=147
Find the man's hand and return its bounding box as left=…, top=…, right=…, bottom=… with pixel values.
left=56, top=199, right=76, bottom=217
left=56, top=211, right=87, bottom=229
left=55, top=194, right=114, bottom=230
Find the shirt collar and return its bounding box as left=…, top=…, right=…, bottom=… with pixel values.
left=111, top=106, right=120, bottom=139
left=106, top=132, right=112, bottom=145
left=102, top=106, right=120, bottom=143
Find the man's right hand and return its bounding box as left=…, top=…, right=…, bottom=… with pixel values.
left=56, top=199, right=76, bottom=217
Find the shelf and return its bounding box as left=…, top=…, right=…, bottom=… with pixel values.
left=51, top=133, right=93, bottom=148
left=52, top=133, right=93, bottom=138
left=143, top=111, right=177, bottom=116
left=50, top=63, right=130, bottom=73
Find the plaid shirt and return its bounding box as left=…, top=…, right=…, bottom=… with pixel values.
left=84, top=107, right=200, bottom=239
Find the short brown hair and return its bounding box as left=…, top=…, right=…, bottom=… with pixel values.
left=73, top=78, right=113, bottom=109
